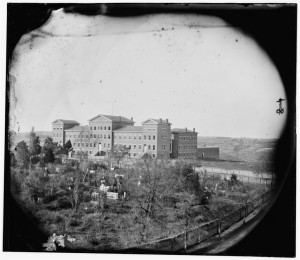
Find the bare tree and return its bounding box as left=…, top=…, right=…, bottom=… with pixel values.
left=128, top=158, right=174, bottom=242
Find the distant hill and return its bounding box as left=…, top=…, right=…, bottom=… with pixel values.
left=197, top=136, right=277, bottom=162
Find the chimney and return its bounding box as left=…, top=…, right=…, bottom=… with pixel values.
left=166, top=119, right=168, bottom=123
left=159, top=118, right=162, bottom=123
left=193, top=128, right=195, bottom=132
left=185, top=127, right=187, bottom=133
left=131, top=117, right=133, bottom=121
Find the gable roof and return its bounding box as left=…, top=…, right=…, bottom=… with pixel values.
left=172, top=128, right=196, bottom=134
left=114, top=126, right=143, bottom=133
left=88, top=114, right=134, bottom=123
left=65, top=125, right=89, bottom=132
left=142, top=118, right=171, bottom=125
left=52, top=119, right=80, bottom=124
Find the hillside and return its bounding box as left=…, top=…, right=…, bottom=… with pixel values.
left=197, top=136, right=277, bottom=162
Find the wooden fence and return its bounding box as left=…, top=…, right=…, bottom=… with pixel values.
left=195, top=167, right=274, bottom=185
left=129, top=190, right=272, bottom=253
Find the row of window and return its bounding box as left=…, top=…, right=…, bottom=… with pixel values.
left=143, top=128, right=156, bottom=132
left=53, top=133, right=62, bottom=137
left=179, top=145, right=197, bottom=150
left=179, top=152, right=196, bottom=157
left=66, top=134, right=111, bottom=139
left=143, top=127, right=168, bottom=132
left=53, top=127, right=63, bottom=130
left=115, top=135, right=157, bottom=140
left=115, top=134, right=142, bottom=140
left=74, top=143, right=111, bottom=149
left=90, top=126, right=111, bottom=131
left=179, top=135, right=197, bottom=141
left=115, top=144, right=156, bottom=151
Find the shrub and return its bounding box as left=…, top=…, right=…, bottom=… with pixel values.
left=56, top=189, right=68, bottom=197
left=82, top=191, right=92, bottom=203
left=46, top=164, right=56, bottom=174
left=31, top=156, right=40, bottom=165
left=57, top=196, right=72, bottom=209
left=69, top=218, right=82, bottom=227
left=46, top=201, right=59, bottom=211
left=43, top=194, right=59, bottom=204
left=54, top=158, right=62, bottom=165
left=99, top=164, right=108, bottom=171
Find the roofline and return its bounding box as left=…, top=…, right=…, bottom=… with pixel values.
left=88, top=114, right=111, bottom=121
left=142, top=119, right=172, bottom=125
left=65, top=128, right=89, bottom=132
left=172, top=130, right=198, bottom=134
left=114, top=130, right=143, bottom=133
left=88, top=114, right=135, bottom=123
left=52, top=119, right=80, bottom=124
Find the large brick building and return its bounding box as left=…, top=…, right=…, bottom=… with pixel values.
left=52, top=119, right=80, bottom=145
left=171, top=128, right=198, bottom=159
left=114, top=118, right=171, bottom=158
left=52, top=114, right=197, bottom=159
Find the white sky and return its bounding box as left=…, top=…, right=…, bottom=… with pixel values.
left=9, top=10, right=287, bottom=138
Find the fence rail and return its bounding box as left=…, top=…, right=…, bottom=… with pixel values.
left=130, top=190, right=272, bottom=253
left=195, top=167, right=274, bottom=185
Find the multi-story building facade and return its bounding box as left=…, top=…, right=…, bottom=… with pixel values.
left=113, top=118, right=171, bottom=159
left=171, top=128, right=198, bottom=159
left=52, top=119, right=80, bottom=145
left=52, top=114, right=197, bottom=159
left=62, top=115, right=134, bottom=156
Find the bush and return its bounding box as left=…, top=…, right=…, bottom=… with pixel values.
left=46, top=201, right=59, bottom=211
left=56, top=189, right=68, bottom=197
left=69, top=218, right=82, bottom=227
left=31, top=156, right=40, bottom=165
left=200, top=191, right=212, bottom=205
left=43, top=194, right=59, bottom=204
left=54, top=158, right=62, bottom=165
left=57, top=196, right=72, bottom=209
left=98, top=164, right=108, bottom=171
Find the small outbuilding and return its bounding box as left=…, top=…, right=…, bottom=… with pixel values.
left=197, top=147, right=219, bottom=159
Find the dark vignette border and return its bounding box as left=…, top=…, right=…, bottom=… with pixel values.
left=5, top=3, right=296, bottom=256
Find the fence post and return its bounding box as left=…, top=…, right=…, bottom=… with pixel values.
left=218, top=219, right=221, bottom=237
left=184, top=228, right=187, bottom=252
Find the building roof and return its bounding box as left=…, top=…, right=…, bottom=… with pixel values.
left=88, top=114, right=134, bottom=123
left=172, top=128, right=196, bottom=134
left=52, top=119, right=80, bottom=124
left=65, top=125, right=89, bottom=132
left=142, top=118, right=171, bottom=125
left=197, top=147, right=219, bottom=149
left=114, top=126, right=143, bottom=133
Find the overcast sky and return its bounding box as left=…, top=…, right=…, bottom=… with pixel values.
left=9, top=10, right=287, bottom=138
